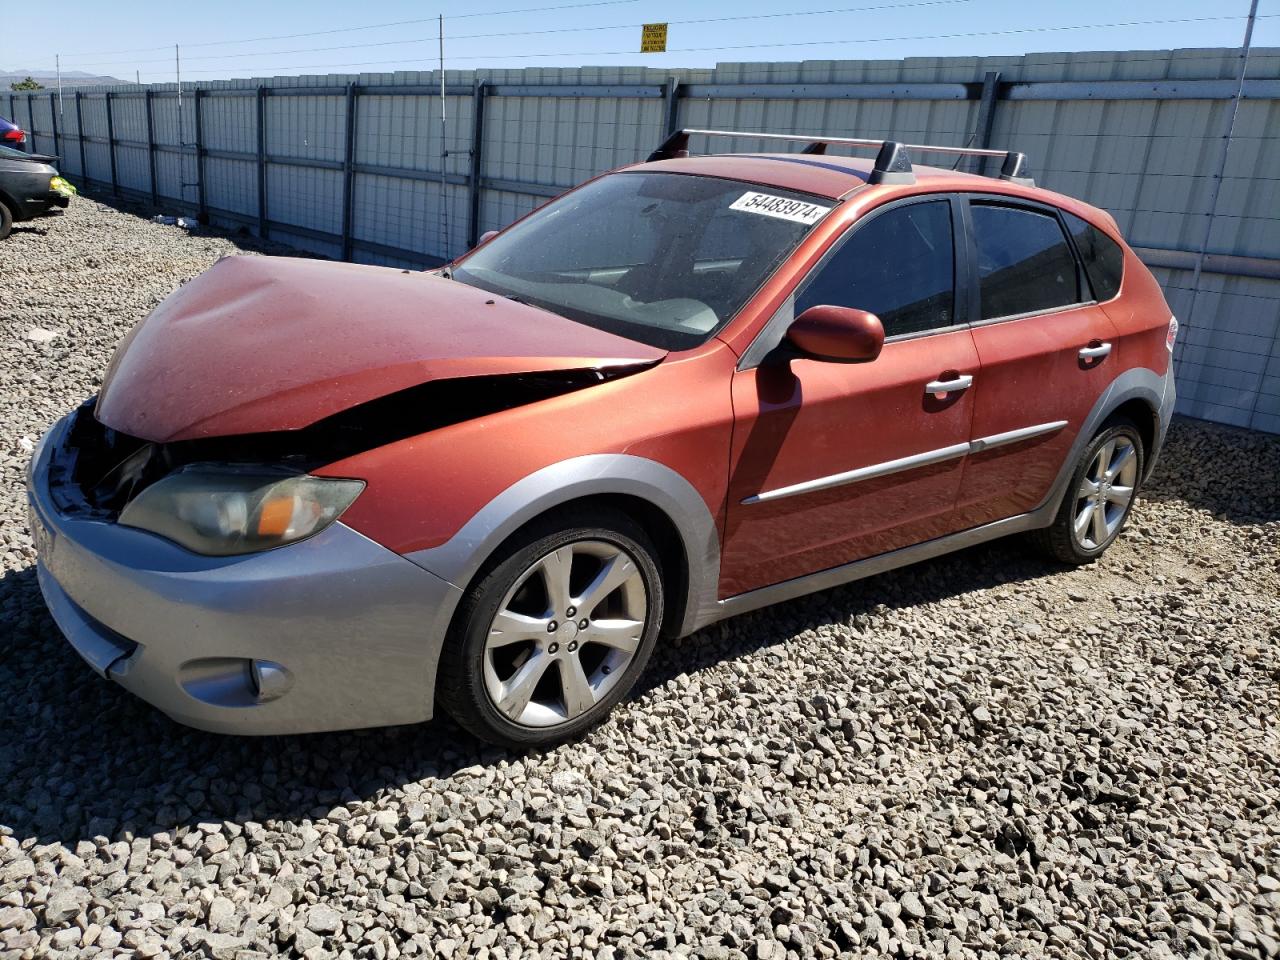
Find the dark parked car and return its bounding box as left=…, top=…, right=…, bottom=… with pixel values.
left=0, top=144, right=74, bottom=239
left=0, top=115, right=26, bottom=147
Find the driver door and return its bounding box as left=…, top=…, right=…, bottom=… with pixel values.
left=720, top=196, right=980, bottom=598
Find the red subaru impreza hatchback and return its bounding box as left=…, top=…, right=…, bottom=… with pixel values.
left=28, top=129, right=1175, bottom=747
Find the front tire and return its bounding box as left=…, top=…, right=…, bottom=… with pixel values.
left=436, top=507, right=664, bottom=749
left=0, top=201, right=12, bottom=241
left=1033, top=419, right=1144, bottom=565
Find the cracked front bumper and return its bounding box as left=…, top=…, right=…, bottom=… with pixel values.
left=26, top=417, right=462, bottom=735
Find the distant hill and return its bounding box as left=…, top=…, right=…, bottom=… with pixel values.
left=3, top=70, right=130, bottom=89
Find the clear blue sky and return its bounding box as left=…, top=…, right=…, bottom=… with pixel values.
left=4, top=0, right=1276, bottom=83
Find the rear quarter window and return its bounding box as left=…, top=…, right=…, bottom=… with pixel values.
left=1063, top=212, right=1125, bottom=302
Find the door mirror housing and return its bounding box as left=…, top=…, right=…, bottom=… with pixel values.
left=477, top=229, right=500, bottom=246
left=786, top=305, right=885, bottom=363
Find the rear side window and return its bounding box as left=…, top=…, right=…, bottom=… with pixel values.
left=970, top=203, right=1080, bottom=320
left=1063, top=212, right=1124, bottom=301
left=797, top=200, right=955, bottom=338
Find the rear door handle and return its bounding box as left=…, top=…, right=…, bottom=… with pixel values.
left=925, top=374, right=974, bottom=395
left=1078, top=342, right=1113, bottom=360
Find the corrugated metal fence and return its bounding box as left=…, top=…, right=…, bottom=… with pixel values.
left=5, top=48, right=1280, bottom=433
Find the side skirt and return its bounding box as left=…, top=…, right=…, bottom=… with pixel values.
left=710, top=508, right=1050, bottom=623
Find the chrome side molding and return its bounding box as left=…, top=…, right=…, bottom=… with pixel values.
left=969, top=420, right=1068, bottom=453
left=743, top=421, right=1068, bottom=504
left=741, top=442, right=971, bottom=505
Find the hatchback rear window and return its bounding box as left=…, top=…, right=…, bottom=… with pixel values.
left=971, top=203, right=1080, bottom=321
left=1063, top=212, right=1124, bottom=302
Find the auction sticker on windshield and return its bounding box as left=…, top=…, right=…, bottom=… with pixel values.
left=729, top=192, right=830, bottom=225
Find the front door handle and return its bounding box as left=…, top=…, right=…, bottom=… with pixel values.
left=925, top=373, right=974, bottom=395
left=1079, top=341, right=1113, bottom=360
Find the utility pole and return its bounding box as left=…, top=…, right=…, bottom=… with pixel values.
left=1189, top=0, right=1258, bottom=303
left=176, top=43, right=186, bottom=200
left=439, top=14, right=449, bottom=259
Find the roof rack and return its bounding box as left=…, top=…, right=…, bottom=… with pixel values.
left=646, top=128, right=1034, bottom=187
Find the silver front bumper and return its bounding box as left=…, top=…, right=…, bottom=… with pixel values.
left=27, top=417, right=463, bottom=735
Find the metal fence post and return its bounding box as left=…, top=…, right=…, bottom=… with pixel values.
left=970, top=71, right=1001, bottom=175
left=27, top=94, right=36, bottom=153
left=49, top=92, right=60, bottom=160
left=194, top=88, right=207, bottom=220
left=467, top=79, right=487, bottom=249
left=105, top=92, right=118, bottom=195
left=341, top=82, right=357, bottom=261
left=145, top=89, right=158, bottom=206
left=256, top=85, right=268, bottom=239
left=663, top=76, right=681, bottom=136
left=74, top=92, right=85, bottom=180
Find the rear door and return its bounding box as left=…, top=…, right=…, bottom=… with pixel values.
left=952, top=197, right=1120, bottom=528
left=720, top=196, right=980, bottom=598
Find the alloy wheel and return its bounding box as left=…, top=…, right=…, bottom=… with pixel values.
left=482, top=539, right=648, bottom=728
left=1073, top=435, right=1138, bottom=550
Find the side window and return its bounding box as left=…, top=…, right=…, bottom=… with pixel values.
left=1063, top=211, right=1124, bottom=302
left=796, top=200, right=954, bottom=338
left=970, top=203, right=1081, bottom=320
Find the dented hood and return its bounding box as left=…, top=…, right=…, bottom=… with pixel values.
left=95, top=255, right=665, bottom=442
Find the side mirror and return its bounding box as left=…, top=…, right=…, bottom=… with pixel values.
left=786, top=305, right=885, bottom=363
left=477, top=229, right=500, bottom=246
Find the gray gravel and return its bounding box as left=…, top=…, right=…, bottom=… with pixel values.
left=2, top=195, right=1279, bottom=960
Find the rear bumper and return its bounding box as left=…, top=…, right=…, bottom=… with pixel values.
left=1147, top=365, right=1176, bottom=480
left=27, top=416, right=462, bottom=735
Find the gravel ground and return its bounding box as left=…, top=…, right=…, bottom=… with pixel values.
left=1, top=196, right=1278, bottom=960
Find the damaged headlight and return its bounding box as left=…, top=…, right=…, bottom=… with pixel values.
left=118, top=465, right=364, bottom=556
left=50, top=176, right=77, bottom=198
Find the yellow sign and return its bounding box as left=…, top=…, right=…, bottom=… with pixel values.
left=640, top=22, right=668, bottom=53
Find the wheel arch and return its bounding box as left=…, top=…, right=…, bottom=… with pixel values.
left=1106, top=396, right=1158, bottom=470
left=1034, top=366, right=1172, bottom=525
left=405, top=454, right=721, bottom=641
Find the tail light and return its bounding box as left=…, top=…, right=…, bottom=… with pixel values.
left=1, top=128, right=25, bottom=144
left=1166, top=315, right=1178, bottom=353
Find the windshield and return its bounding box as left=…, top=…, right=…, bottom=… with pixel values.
left=0, top=144, right=31, bottom=160
left=452, top=172, right=832, bottom=350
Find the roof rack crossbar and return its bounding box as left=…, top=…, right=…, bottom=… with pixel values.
left=647, top=128, right=1033, bottom=187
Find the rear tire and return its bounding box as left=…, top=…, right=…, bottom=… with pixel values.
left=1032, top=418, right=1144, bottom=565
left=0, top=202, right=13, bottom=240
left=436, top=506, right=664, bottom=749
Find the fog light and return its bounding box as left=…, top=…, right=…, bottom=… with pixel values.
left=249, top=660, right=293, bottom=702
